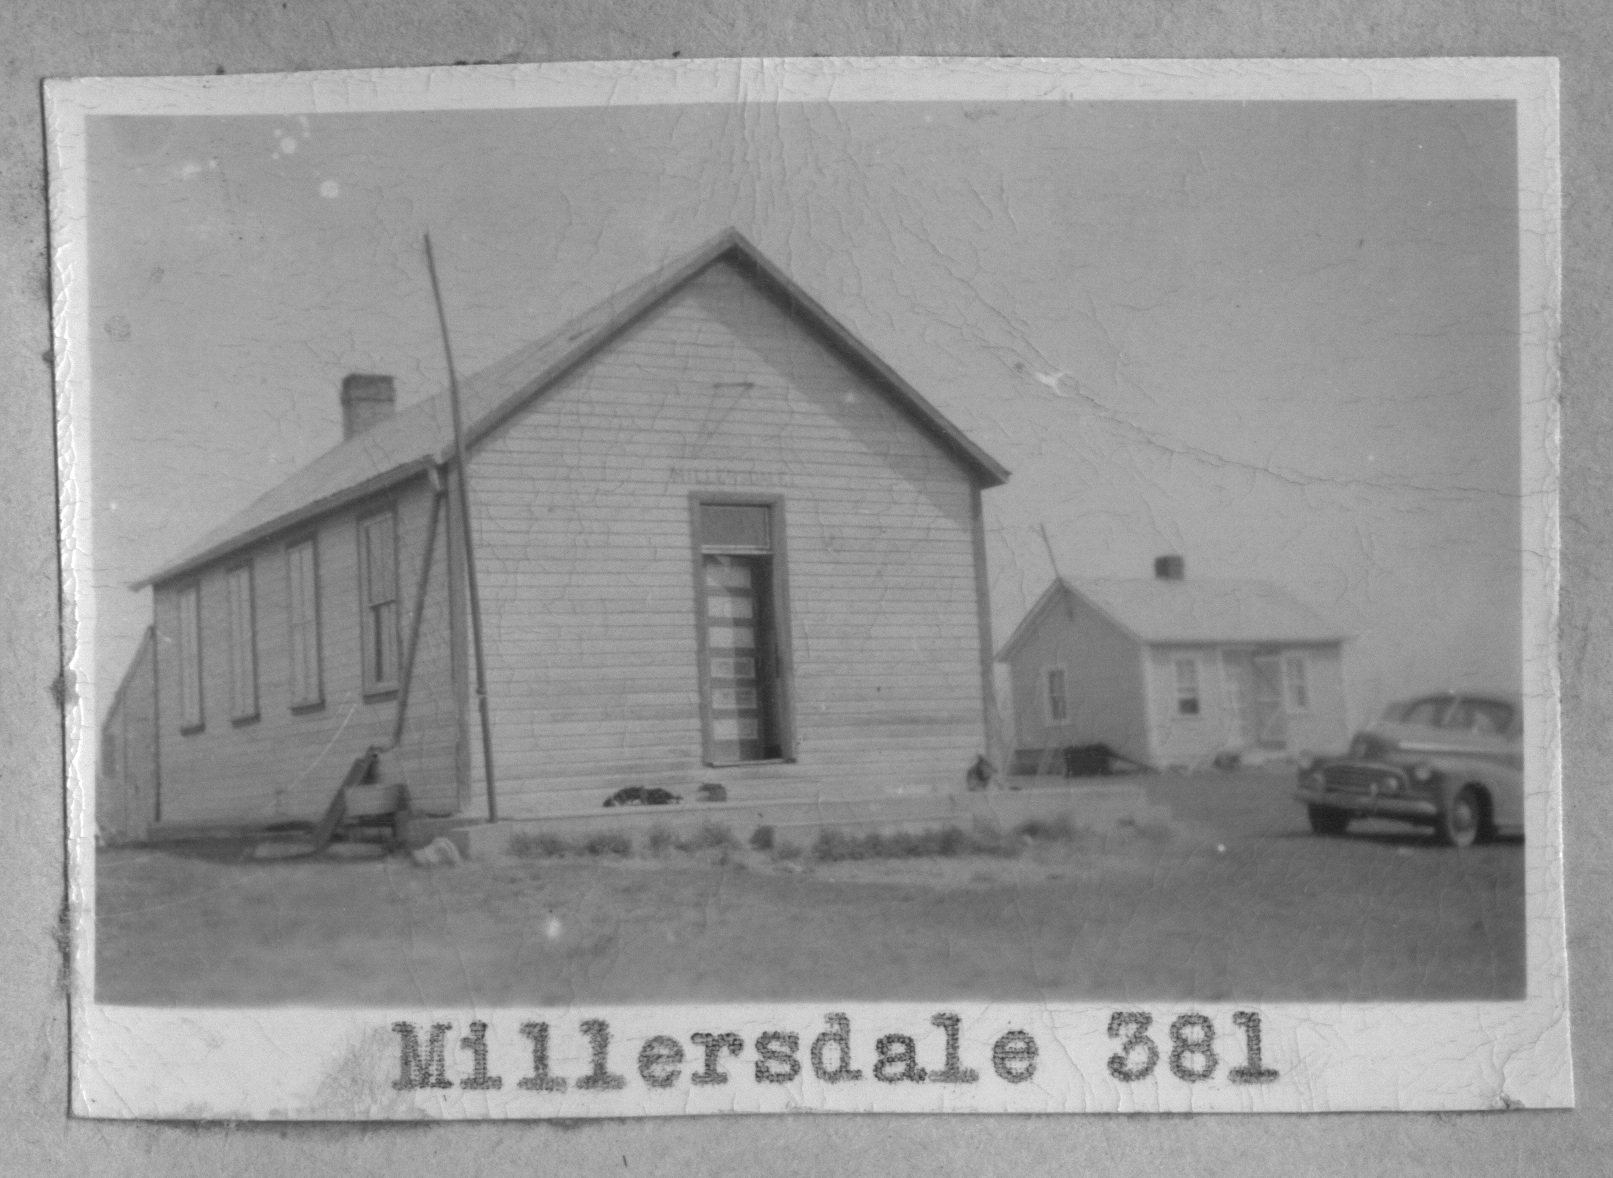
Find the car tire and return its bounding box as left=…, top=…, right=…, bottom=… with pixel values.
left=1307, top=805, right=1350, bottom=836
left=1437, top=786, right=1482, bottom=849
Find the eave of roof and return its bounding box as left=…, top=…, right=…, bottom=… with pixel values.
left=995, top=578, right=1076, bottom=663
left=997, top=575, right=1350, bottom=661
left=135, top=228, right=1009, bottom=590
left=130, top=459, right=435, bottom=590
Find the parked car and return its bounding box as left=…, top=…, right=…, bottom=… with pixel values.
left=1294, top=692, right=1523, bottom=847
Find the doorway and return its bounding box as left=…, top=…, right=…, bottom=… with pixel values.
left=1221, top=650, right=1288, bottom=750
left=695, top=501, right=790, bottom=764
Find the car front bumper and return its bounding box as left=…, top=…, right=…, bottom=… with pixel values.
left=1294, top=784, right=1440, bottom=821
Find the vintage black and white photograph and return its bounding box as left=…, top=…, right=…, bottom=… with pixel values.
left=51, top=57, right=1567, bottom=1117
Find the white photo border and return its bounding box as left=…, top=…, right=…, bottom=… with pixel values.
left=49, top=55, right=1567, bottom=1118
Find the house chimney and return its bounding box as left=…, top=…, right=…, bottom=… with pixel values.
left=1154, top=554, right=1185, bottom=581
left=340, top=374, right=396, bottom=440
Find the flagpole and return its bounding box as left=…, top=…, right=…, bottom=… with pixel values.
left=424, top=232, right=499, bottom=823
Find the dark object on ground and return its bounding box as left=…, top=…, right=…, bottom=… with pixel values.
left=604, top=786, right=682, bottom=807
left=1214, top=750, right=1242, bottom=771
left=1008, top=744, right=1150, bottom=777
left=697, top=782, right=728, bottom=802
left=1061, top=743, right=1148, bottom=777
left=1063, top=744, right=1112, bottom=777
left=749, top=824, right=775, bottom=851
left=965, top=754, right=995, bottom=791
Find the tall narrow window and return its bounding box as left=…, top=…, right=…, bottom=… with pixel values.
left=225, top=563, right=258, bottom=721
left=1174, top=657, right=1201, bottom=716
left=1284, top=654, right=1309, bottom=711
left=287, top=538, right=322, bottom=708
left=1046, top=666, right=1069, bottom=724
left=177, top=582, right=203, bottom=732
left=695, top=500, right=789, bottom=764
left=359, top=511, right=400, bottom=694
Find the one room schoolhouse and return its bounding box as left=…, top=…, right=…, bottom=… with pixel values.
left=107, top=230, right=1009, bottom=836
left=998, top=557, right=1351, bottom=773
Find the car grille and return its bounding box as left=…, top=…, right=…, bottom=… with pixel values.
left=1321, top=763, right=1406, bottom=794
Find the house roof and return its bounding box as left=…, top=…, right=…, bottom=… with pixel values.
left=997, top=575, right=1349, bottom=661
left=135, top=229, right=1010, bottom=589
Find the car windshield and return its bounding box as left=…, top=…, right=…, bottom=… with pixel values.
left=1445, top=698, right=1514, bottom=735
left=1392, top=697, right=1451, bottom=727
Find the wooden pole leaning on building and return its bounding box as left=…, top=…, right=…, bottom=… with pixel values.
left=424, top=233, right=500, bottom=823
left=390, top=487, right=441, bottom=749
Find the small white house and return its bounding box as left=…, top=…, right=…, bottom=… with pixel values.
left=998, top=558, right=1351, bottom=771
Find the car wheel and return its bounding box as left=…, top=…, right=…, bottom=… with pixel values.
left=1437, top=786, right=1482, bottom=849
left=1307, top=805, right=1350, bottom=836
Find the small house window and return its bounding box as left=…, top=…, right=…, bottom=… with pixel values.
left=1284, top=654, right=1309, bottom=712
left=287, top=538, right=322, bottom=708
left=1174, top=657, right=1201, bottom=716
left=1046, top=666, right=1069, bottom=724
left=225, top=563, right=258, bottom=720
left=694, top=499, right=790, bottom=765
left=358, top=512, right=401, bottom=695
left=177, top=582, right=203, bottom=732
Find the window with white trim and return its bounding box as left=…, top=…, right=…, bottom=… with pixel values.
left=1283, top=654, right=1309, bottom=712
left=358, top=511, right=401, bottom=695
left=225, top=563, right=258, bottom=720
left=177, top=582, right=203, bottom=731
left=286, top=538, right=322, bottom=708
left=1174, top=657, right=1201, bottom=716
left=1046, top=666, right=1069, bottom=724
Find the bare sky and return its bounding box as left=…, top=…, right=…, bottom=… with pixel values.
left=83, top=98, right=1521, bottom=732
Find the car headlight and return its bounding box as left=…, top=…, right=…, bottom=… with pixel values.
left=1409, top=762, right=1436, bottom=785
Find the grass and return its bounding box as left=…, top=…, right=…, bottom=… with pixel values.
left=1117, top=814, right=1175, bottom=843
left=507, top=831, right=576, bottom=859
left=677, top=822, right=739, bottom=852
left=96, top=771, right=1525, bottom=1007
left=507, top=813, right=1111, bottom=863
left=508, top=830, right=634, bottom=858
left=584, top=831, right=633, bottom=857
left=812, top=823, right=1013, bottom=862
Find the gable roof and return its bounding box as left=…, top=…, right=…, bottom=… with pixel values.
left=135, top=229, right=1009, bottom=589
left=997, top=575, right=1348, bottom=661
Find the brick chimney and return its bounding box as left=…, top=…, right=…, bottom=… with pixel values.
left=340, top=374, right=396, bottom=440
left=1154, top=554, right=1185, bottom=581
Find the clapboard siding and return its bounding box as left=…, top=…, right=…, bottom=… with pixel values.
left=1146, top=641, right=1350, bottom=765
left=153, top=474, right=462, bottom=825
left=468, top=259, right=988, bottom=811
left=1002, top=581, right=1351, bottom=771
left=1006, top=589, right=1151, bottom=767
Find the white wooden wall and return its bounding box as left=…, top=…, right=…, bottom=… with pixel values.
left=1145, top=640, right=1351, bottom=766
left=152, top=475, right=462, bottom=825
left=466, top=259, right=991, bottom=813
left=1005, top=589, right=1151, bottom=766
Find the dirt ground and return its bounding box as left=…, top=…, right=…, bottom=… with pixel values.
left=94, top=769, right=1525, bottom=1006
